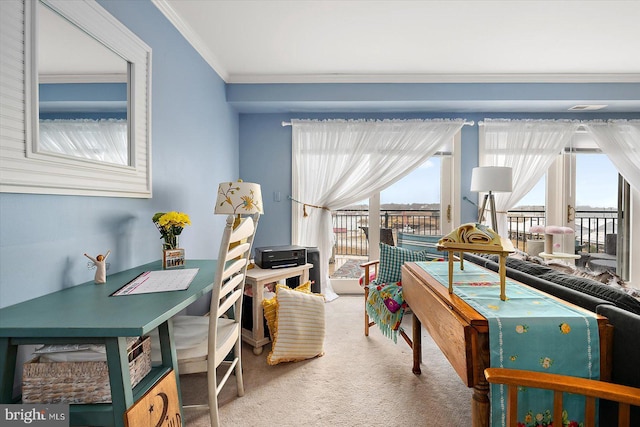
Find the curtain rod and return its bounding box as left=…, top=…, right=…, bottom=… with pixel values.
left=281, top=120, right=475, bottom=127
left=477, top=120, right=587, bottom=127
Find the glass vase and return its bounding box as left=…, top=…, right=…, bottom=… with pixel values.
left=163, top=235, right=179, bottom=251
left=162, top=236, right=184, bottom=268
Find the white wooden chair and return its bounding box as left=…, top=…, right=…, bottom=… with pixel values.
left=151, top=213, right=258, bottom=426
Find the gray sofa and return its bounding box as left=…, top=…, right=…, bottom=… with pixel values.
left=463, top=252, right=640, bottom=427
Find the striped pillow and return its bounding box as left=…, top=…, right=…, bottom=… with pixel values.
left=262, top=281, right=312, bottom=340
left=267, top=285, right=325, bottom=365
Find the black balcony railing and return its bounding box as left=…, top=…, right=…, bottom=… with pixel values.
left=332, top=209, right=440, bottom=257
left=508, top=209, right=618, bottom=254
left=333, top=208, right=617, bottom=257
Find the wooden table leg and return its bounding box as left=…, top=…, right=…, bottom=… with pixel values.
left=412, top=312, right=422, bottom=375
left=472, top=381, right=490, bottom=427
left=472, top=331, right=491, bottom=427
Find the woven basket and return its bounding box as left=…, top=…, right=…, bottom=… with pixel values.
left=22, top=335, right=151, bottom=404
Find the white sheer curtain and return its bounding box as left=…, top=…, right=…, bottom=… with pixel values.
left=480, top=119, right=581, bottom=237
left=291, top=118, right=466, bottom=300
left=39, top=119, right=128, bottom=165
left=584, top=120, right=640, bottom=191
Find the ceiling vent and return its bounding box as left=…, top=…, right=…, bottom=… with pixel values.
left=568, top=104, right=608, bottom=111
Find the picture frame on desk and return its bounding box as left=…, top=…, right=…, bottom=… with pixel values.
left=163, top=249, right=185, bottom=269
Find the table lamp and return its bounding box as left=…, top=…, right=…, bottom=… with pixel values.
left=215, top=180, right=263, bottom=267
left=215, top=180, right=264, bottom=225
left=470, top=166, right=512, bottom=234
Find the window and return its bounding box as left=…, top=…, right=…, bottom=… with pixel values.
left=380, top=156, right=444, bottom=235
left=367, top=134, right=460, bottom=260
left=331, top=138, right=459, bottom=263
left=515, top=134, right=629, bottom=278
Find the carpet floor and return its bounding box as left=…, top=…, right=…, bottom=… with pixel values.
left=180, top=295, right=473, bottom=426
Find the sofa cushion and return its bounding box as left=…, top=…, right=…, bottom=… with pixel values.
left=506, top=267, right=612, bottom=313
left=463, top=253, right=497, bottom=270
left=505, top=257, right=555, bottom=277
left=539, top=270, right=640, bottom=315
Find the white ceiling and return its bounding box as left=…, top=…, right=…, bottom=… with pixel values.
left=153, top=0, right=640, bottom=84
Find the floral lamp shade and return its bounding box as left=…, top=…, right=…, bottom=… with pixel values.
left=215, top=181, right=264, bottom=216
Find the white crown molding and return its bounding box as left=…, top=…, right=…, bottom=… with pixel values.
left=226, top=73, right=640, bottom=84
left=151, top=0, right=228, bottom=81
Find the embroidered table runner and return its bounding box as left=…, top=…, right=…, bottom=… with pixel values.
left=416, top=261, right=600, bottom=427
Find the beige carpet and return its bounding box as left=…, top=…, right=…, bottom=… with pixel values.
left=180, top=296, right=473, bottom=426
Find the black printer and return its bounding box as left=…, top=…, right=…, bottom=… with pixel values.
left=254, top=245, right=307, bottom=269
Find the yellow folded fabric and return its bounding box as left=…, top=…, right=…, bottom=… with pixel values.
left=439, top=223, right=501, bottom=246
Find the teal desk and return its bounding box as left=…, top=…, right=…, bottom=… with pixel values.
left=0, top=259, right=215, bottom=427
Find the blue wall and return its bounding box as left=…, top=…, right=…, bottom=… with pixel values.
left=0, top=0, right=238, bottom=309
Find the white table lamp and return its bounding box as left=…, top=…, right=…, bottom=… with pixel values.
left=215, top=180, right=264, bottom=230
left=470, top=166, right=512, bottom=234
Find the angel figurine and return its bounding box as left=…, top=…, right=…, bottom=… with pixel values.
left=84, top=250, right=111, bottom=284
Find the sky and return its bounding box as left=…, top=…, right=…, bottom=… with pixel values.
left=380, top=154, right=618, bottom=209
left=381, top=158, right=441, bottom=205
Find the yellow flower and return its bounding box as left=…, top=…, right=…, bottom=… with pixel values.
left=515, top=324, right=529, bottom=334
left=152, top=211, right=191, bottom=250
left=559, top=322, right=571, bottom=334
left=157, top=211, right=191, bottom=229
left=241, top=194, right=256, bottom=212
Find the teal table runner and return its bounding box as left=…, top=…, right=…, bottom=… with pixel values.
left=416, top=261, right=600, bottom=427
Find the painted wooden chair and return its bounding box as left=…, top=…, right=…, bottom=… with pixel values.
left=484, top=367, right=640, bottom=427
left=151, top=213, right=258, bottom=426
